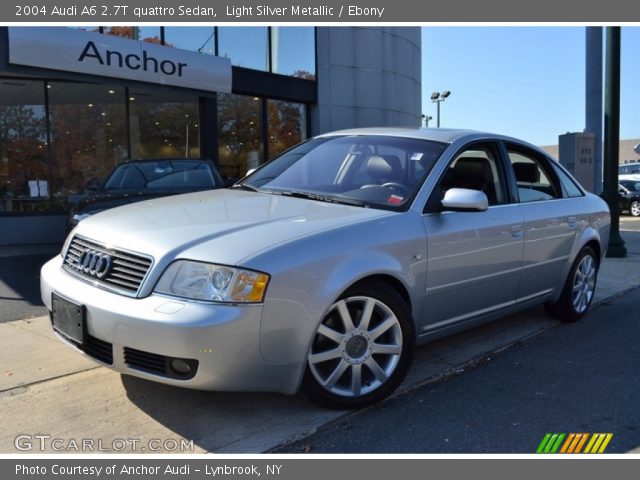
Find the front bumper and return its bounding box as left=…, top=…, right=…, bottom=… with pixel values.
left=40, top=256, right=302, bottom=394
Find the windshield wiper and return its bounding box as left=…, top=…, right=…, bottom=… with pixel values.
left=231, top=183, right=262, bottom=192
left=278, top=190, right=366, bottom=207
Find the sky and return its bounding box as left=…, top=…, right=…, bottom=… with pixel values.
left=421, top=27, right=640, bottom=146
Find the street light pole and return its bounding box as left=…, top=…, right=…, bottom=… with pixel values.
left=431, top=91, right=451, bottom=128
left=601, top=27, right=626, bottom=258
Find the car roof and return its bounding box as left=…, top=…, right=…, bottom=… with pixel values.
left=119, top=158, right=212, bottom=165
left=316, top=126, right=532, bottom=146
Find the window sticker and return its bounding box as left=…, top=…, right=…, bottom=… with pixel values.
left=387, top=194, right=403, bottom=205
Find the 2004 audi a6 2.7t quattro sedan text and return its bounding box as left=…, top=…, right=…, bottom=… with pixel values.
left=41, top=128, right=610, bottom=408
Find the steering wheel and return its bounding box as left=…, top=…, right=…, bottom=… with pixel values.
left=381, top=182, right=410, bottom=196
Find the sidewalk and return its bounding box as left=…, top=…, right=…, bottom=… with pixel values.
left=1, top=229, right=639, bottom=453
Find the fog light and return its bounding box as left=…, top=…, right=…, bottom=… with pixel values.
left=169, top=358, right=192, bottom=375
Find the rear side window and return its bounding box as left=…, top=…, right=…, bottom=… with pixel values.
left=506, top=146, right=562, bottom=203
left=550, top=163, right=584, bottom=198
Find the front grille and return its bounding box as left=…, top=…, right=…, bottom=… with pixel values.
left=63, top=235, right=153, bottom=296
left=58, top=331, right=113, bottom=365
left=81, top=335, right=114, bottom=365
left=124, top=347, right=167, bottom=375
left=124, top=347, right=198, bottom=380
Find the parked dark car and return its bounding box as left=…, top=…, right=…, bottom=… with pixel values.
left=68, top=159, right=225, bottom=231
left=619, top=180, right=640, bottom=217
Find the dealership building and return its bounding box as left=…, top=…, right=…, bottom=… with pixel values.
left=0, top=26, right=421, bottom=245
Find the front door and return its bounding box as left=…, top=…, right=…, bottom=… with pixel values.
left=421, top=141, right=524, bottom=333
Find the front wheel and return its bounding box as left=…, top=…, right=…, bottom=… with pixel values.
left=630, top=200, right=640, bottom=217
left=302, top=281, right=415, bottom=409
left=545, top=246, right=599, bottom=323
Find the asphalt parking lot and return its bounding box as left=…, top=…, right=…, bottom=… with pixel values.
left=1, top=217, right=639, bottom=453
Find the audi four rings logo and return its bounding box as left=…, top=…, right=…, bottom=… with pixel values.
left=75, top=250, right=113, bottom=278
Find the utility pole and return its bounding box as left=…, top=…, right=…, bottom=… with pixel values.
left=601, top=27, right=627, bottom=258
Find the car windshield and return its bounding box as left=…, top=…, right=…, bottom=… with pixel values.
left=239, top=135, right=448, bottom=210
left=103, top=160, right=220, bottom=191
left=621, top=180, right=640, bottom=192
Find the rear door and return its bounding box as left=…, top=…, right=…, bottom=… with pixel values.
left=502, top=142, right=583, bottom=303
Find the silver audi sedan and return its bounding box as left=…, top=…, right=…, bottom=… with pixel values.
left=41, top=128, right=610, bottom=408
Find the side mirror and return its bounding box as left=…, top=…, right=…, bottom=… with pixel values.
left=85, top=179, right=100, bottom=192
left=441, top=188, right=488, bottom=212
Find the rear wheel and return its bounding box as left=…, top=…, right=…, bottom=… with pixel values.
left=630, top=200, right=640, bottom=217
left=302, top=281, right=415, bottom=409
left=545, top=246, right=598, bottom=323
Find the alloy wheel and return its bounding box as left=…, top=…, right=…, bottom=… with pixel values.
left=308, top=296, right=403, bottom=398
left=572, top=254, right=596, bottom=313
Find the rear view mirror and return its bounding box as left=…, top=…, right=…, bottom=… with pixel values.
left=441, top=188, right=488, bottom=212
left=246, top=168, right=256, bottom=177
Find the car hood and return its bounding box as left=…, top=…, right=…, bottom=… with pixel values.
left=73, top=189, right=395, bottom=266
left=72, top=189, right=207, bottom=215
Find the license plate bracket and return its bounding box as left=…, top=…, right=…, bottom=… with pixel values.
left=52, top=293, right=85, bottom=344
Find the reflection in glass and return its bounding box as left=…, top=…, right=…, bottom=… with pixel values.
left=0, top=80, right=48, bottom=213
left=129, top=90, right=200, bottom=160
left=68, top=26, right=101, bottom=33
left=48, top=83, right=128, bottom=211
left=271, top=27, right=316, bottom=79
left=164, top=27, right=216, bottom=54
left=217, top=94, right=263, bottom=179
left=267, top=100, right=306, bottom=159
left=102, top=27, right=162, bottom=43
left=218, top=27, right=268, bottom=71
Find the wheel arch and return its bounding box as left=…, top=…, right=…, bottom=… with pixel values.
left=348, top=274, right=412, bottom=313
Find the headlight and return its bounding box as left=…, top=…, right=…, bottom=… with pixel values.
left=154, top=261, right=270, bottom=303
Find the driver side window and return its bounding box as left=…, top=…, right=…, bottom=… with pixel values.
left=437, top=143, right=508, bottom=207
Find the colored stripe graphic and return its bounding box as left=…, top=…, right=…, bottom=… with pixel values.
left=560, top=433, right=589, bottom=453
left=537, top=433, right=565, bottom=453
left=537, top=433, right=613, bottom=453
left=584, top=433, right=613, bottom=453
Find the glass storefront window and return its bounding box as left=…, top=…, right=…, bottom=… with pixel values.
left=129, top=90, right=200, bottom=160
left=163, top=27, right=216, bottom=54
left=270, top=27, right=316, bottom=79
left=218, top=94, right=263, bottom=179
left=218, top=27, right=269, bottom=71
left=267, top=100, right=307, bottom=159
left=68, top=26, right=101, bottom=33
left=48, top=83, right=128, bottom=211
left=0, top=80, right=48, bottom=213
left=102, top=27, right=162, bottom=43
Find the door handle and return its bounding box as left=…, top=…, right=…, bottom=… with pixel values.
left=567, top=216, right=577, bottom=228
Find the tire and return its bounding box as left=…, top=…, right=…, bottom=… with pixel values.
left=302, top=281, right=415, bottom=409
left=630, top=200, right=640, bottom=217
left=544, top=246, right=599, bottom=323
